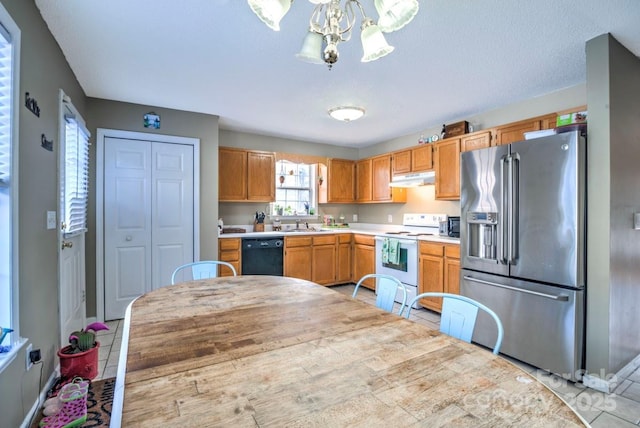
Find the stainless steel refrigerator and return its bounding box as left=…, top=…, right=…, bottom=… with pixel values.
left=460, top=130, right=586, bottom=380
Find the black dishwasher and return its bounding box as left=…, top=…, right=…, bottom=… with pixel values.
left=241, top=238, right=284, bottom=276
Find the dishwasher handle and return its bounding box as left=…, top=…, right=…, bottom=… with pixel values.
left=463, top=275, right=569, bottom=301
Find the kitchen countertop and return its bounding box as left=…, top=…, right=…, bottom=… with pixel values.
left=219, top=223, right=460, bottom=244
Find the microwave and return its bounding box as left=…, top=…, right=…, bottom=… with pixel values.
left=439, top=216, right=460, bottom=238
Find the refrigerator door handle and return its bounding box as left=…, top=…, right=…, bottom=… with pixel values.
left=463, top=275, right=570, bottom=301
left=500, top=156, right=508, bottom=264
left=510, top=153, right=520, bottom=265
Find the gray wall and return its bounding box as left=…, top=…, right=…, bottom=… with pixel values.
left=0, top=0, right=87, bottom=426
left=85, top=98, right=220, bottom=318
left=586, top=34, right=640, bottom=378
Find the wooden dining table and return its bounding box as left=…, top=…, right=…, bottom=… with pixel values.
left=110, top=275, right=586, bottom=427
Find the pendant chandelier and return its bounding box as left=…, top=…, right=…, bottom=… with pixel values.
left=248, top=0, right=419, bottom=69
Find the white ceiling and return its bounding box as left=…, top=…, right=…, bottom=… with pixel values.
left=35, top=0, right=640, bottom=148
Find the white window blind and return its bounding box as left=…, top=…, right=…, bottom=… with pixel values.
left=0, top=24, right=11, bottom=189
left=62, top=109, right=90, bottom=237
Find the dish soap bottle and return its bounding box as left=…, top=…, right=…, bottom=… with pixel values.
left=218, top=218, right=223, bottom=236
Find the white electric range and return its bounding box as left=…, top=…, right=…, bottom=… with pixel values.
left=374, top=213, right=448, bottom=308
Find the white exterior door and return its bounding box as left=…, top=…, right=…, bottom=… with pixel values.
left=58, top=91, right=88, bottom=346
left=103, top=137, right=194, bottom=320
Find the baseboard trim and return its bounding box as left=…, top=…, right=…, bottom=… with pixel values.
left=20, top=367, right=59, bottom=428
left=583, top=352, right=640, bottom=393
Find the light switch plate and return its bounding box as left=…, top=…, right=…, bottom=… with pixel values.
left=634, top=213, right=640, bottom=230
left=47, top=211, right=56, bottom=230
left=352, top=214, right=358, bottom=222
left=387, top=214, right=393, bottom=223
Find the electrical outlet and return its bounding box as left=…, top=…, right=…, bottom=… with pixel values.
left=387, top=214, right=393, bottom=223
left=352, top=214, right=358, bottom=222
left=26, top=344, right=33, bottom=370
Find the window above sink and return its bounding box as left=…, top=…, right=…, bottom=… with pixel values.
left=273, top=160, right=319, bottom=217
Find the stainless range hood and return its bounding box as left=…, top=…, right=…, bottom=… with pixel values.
left=389, top=171, right=435, bottom=187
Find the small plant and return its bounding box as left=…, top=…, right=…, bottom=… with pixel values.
left=64, top=322, right=109, bottom=354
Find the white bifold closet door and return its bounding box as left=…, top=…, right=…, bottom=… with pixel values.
left=103, top=137, right=194, bottom=320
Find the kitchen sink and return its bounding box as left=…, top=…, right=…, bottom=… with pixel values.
left=283, top=228, right=325, bottom=233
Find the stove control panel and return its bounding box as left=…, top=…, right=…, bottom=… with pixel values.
left=403, top=213, right=448, bottom=227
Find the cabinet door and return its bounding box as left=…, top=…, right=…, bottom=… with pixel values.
left=284, top=246, right=312, bottom=281
left=327, top=158, right=355, bottom=203
left=434, top=138, right=460, bottom=200
left=539, top=113, right=558, bottom=130
left=392, top=150, right=412, bottom=175
left=418, top=254, right=444, bottom=312
left=494, top=119, right=541, bottom=145
left=444, top=256, right=460, bottom=295
left=372, top=155, right=392, bottom=201
left=336, top=239, right=352, bottom=284
left=218, top=238, right=241, bottom=277
left=353, top=243, right=375, bottom=289
left=412, top=145, right=433, bottom=172
left=356, top=158, right=372, bottom=202
left=247, top=151, right=275, bottom=201
left=219, top=148, right=247, bottom=201
left=312, top=245, right=336, bottom=285
left=461, top=131, right=491, bottom=152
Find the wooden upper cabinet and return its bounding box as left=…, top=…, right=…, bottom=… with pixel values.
left=434, top=138, right=460, bottom=200
left=461, top=131, right=492, bottom=152
left=392, top=145, right=433, bottom=175
left=219, top=147, right=274, bottom=202
left=372, top=155, right=392, bottom=201
left=391, top=150, right=412, bottom=175
left=326, top=158, right=355, bottom=203
left=356, top=154, right=406, bottom=203
left=355, top=159, right=372, bottom=202
left=539, top=113, right=559, bottom=130
left=494, top=118, right=541, bottom=146
left=412, top=144, right=433, bottom=172
left=247, top=150, right=275, bottom=201
left=219, top=148, right=248, bottom=201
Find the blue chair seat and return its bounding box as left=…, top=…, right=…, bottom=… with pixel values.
left=352, top=274, right=408, bottom=316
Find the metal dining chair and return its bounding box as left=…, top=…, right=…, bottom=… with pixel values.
left=352, top=273, right=408, bottom=316
left=170, top=261, right=237, bottom=285
left=404, top=292, right=504, bottom=355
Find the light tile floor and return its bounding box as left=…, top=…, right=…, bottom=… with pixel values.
left=96, top=284, right=640, bottom=427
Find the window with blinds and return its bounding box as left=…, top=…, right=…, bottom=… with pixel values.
left=62, top=111, right=90, bottom=237
left=0, top=5, right=20, bottom=365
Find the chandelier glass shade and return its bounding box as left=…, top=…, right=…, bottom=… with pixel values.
left=248, top=0, right=418, bottom=68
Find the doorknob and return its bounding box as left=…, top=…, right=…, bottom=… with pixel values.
left=61, top=241, right=73, bottom=250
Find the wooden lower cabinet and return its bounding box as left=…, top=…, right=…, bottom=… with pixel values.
left=312, top=235, right=337, bottom=285
left=218, top=238, right=241, bottom=277
left=417, top=241, right=460, bottom=312
left=284, top=236, right=312, bottom=281
left=352, top=234, right=376, bottom=290
left=336, top=234, right=352, bottom=283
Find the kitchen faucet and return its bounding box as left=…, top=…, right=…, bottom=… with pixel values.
left=295, top=219, right=300, bottom=230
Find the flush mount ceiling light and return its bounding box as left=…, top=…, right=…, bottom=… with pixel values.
left=248, top=0, right=419, bottom=69
left=328, top=106, right=365, bottom=122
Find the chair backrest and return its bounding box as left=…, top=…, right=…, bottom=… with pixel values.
left=170, top=261, right=237, bottom=285
left=405, top=292, right=504, bottom=355
left=352, top=274, right=407, bottom=316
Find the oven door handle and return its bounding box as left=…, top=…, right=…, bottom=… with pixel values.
left=374, top=237, right=418, bottom=246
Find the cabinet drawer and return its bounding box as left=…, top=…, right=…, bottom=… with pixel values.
left=219, top=238, right=240, bottom=251
left=313, top=234, right=336, bottom=245
left=353, top=234, right=375, bottom=246
left=286, top=236, right=312, bottom=247
left=420, top=241, right=444, bottom=256
left=445, top=244, right=460, bottom=259
left=219, top=250, right=239, bottom=262
left=338, top=234, right=352, bottom=244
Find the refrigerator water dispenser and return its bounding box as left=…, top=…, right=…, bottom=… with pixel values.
left=466, top=212, right=498, bottom=261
